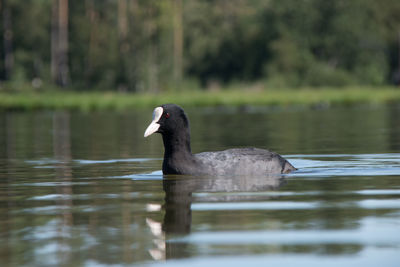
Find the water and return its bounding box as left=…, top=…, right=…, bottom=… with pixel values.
left=0, top=105, right=400, bottom=266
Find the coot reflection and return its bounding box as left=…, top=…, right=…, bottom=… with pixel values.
left=159, top=174, right=286, bottom=259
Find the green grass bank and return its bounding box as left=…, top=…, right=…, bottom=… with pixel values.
left=1, top=87, right=400, bottom=111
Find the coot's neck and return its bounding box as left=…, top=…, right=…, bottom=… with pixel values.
left=162, top=128, right=193, bottom=159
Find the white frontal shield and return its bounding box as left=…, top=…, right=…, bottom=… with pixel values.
left=144, top=107, right=163, bottom=137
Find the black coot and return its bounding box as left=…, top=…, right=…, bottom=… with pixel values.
left=144, top=104, right=296, bottom=175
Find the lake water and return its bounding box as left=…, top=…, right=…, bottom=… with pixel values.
left=0, top=105, right=400, bottom=266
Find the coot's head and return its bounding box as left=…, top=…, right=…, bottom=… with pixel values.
left=144, top=104, right=190, bottom=137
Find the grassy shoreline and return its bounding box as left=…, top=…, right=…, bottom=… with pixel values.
left=1, top=87, right=400, bottom=111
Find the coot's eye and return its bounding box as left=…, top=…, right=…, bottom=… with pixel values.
left=165, top=113, right=170, bottom=119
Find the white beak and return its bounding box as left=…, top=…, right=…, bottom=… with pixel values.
left=144, top=107, right=163, bottom=137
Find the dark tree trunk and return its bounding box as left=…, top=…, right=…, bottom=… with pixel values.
left=173, top=0, right=183, bottom=84
left=118, top=0, right=129, bottom=91
left=2, top=0, right=13, bottom=80
left=51, top=0, right=70, bottom=87
left=51, top=0, right=58, bottom=83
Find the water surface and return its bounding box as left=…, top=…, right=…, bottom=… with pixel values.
left=0, top=105, right=399, bottom=266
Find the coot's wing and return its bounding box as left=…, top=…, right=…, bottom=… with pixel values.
left=195, top=148, right=295, bottom=175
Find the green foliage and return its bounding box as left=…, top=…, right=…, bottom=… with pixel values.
left=263, top=0, right=393, bottom=87
left=1, top=0, right=400, bottom=90
left=1, top=86, right=400, bottom=111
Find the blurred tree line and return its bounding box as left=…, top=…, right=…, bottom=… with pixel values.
left=0, top=0, right=400, bottom=91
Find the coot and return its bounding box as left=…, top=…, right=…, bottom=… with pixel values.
left=144, top=104, right=296, bottom=175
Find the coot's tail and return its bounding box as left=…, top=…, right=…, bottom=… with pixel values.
left=282, top=161, right=297, bottom=174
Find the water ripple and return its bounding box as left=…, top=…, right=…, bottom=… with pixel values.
left=169, top=217, right=400, bottom=246
left=288, top=153, right=400, bottom=177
